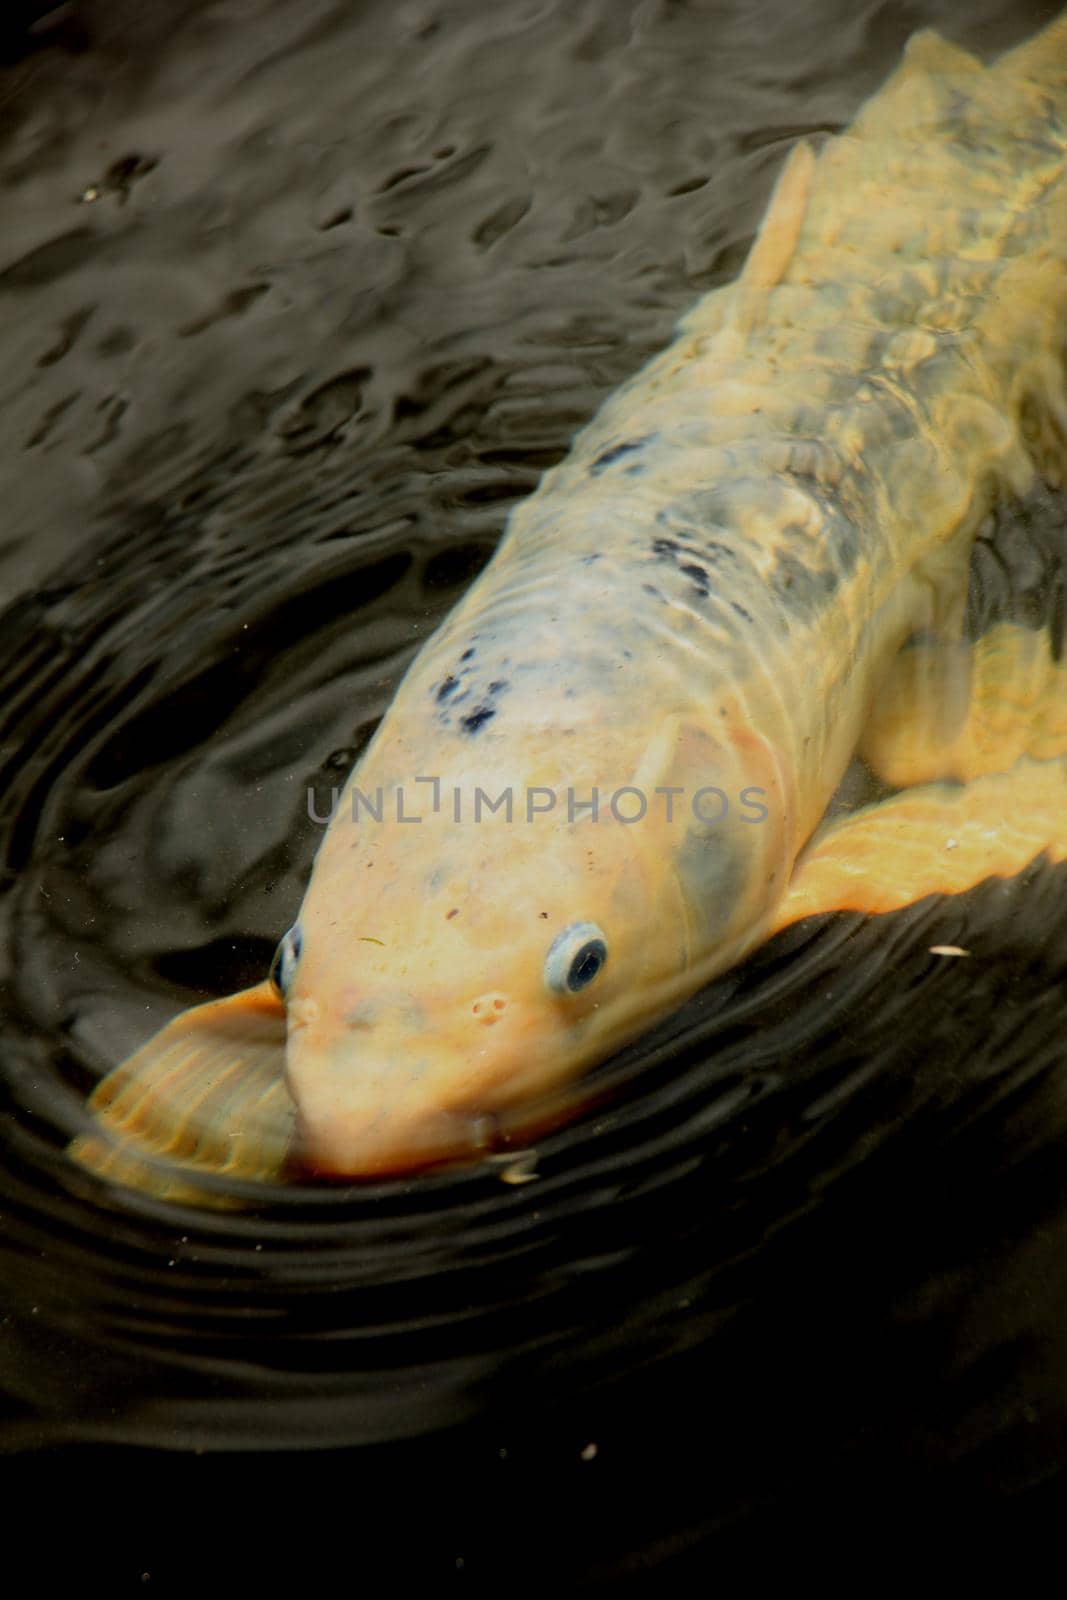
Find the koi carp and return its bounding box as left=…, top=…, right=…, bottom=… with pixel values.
left=72, top=11, right=1067, bottom=1198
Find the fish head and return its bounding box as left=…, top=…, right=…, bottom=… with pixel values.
left=279, top=713, right=795, bottom=1175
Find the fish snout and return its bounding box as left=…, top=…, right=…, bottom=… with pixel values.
left=293, top=1097, right=497, bottom=1177
left=287, top=991, right=535, bottom=1175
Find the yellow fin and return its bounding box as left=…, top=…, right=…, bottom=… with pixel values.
left=738, top=139, right=814, bottom=295
left=863, top=622, right=1067, bottom=788
left=69, top=982, right=295, bottom=1203
left=727, top=140, right=814, bottom=345
left=773, top=754, right=1067, bottom=927
left=676, top=140, right=813, bottom=348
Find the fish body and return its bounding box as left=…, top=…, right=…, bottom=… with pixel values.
left=73, top=14, right=1067, bottom=1192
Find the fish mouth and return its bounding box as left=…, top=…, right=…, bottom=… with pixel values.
left=291, top=1101, right=500, bottom=1178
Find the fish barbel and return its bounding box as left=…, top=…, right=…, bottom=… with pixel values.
left=72, top=12, right=1067, bottom=1196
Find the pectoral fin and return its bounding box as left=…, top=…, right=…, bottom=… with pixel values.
left=773, top=754, right=1067, bottom=929
left=69, top=982, right=295, bottom=1204
left=863, top=622, right=1067, bottom=789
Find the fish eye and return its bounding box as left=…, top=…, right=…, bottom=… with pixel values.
left=544, top=922, right=608, bottom=996
left=269, top=924, right=302, bottom=998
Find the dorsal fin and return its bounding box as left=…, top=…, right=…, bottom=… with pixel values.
left=728, top=139, right=815, bottom=343
left=738, top=138, right=815, bottom=296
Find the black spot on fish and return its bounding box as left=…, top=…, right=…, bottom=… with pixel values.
left=964, top=479, right=1067, bottom=649
left=581, top=553, right=602, bottom=564
left=680, top=561, right=709, bottom=595
left=460, top=647, right=476, bottom=661
left=731, top=601, right=754, bottom=624
left=642, top=583, right=664, bottom=601
left=590, top=434, right=653, bottom=474
left=436, top=676, right=459, bottom=701
left=830, top=514, right=862, bottom=576
left=655, top=501, right=747, bottom=567
left=487, top=680, right=508, bottom=694
left=460, top=705, right=496, bottom=735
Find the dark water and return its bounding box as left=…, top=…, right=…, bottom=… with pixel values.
left=3, top=0, right=1067, bottom=1580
